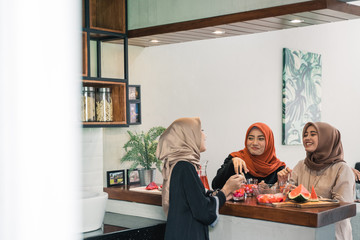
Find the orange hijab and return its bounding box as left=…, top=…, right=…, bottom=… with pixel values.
left=230, top=123, right=285, bottom=178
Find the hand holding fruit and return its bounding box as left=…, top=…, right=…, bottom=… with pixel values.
left=221, top=174, right=245, bottom=197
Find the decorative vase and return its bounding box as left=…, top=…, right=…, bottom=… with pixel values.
left=139, top=168, right=156, bottom=186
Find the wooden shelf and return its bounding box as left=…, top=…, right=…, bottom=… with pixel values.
left=83, top=80, right=127, bottom=125
left=89, top=0, right=126, bottom=33
left=82, top=32, right=88, bottom=77
left=82, top=0, right=129, bottom=128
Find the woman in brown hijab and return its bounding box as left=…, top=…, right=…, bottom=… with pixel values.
left=156, top=117, right=244, bottom=240
left=287, top=122, right=355, bottom=240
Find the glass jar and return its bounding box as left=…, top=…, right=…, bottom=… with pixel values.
left=81, top=86, right=95, bottom=122
left=199, top=161, right=210, bottom=190
left=96, top=87, right=113, bottom=122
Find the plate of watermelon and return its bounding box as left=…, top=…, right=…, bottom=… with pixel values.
left=269, top=184, right=339, bottom=208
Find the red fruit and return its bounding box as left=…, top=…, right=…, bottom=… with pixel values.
left=309, top=185, right=319, bottom=202
left=146, top=181, right=159, bottom=190
left=257, top=193, right=285, bottom=203
left=288, top=184, right=311, bottom=202
left=233, top=188, right=245, bottom=198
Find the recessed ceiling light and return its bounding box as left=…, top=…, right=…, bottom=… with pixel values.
left=290, top=19, right=304, bottom=23
left=212, top=30, right=225, bottom=35
left=149, top=39, right=160, bottom=43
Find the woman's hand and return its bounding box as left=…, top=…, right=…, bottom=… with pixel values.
left=352, top=168, right=360, bottom=182
left=221, top=174, right=245, bottom=197
left=258, top=180, right=268, bottom=189
left=277, top=167, right=292, bottom=185
left=232, top=157, right=249, bottom=175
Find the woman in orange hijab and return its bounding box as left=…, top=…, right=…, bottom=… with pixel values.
left=212, top=122, right=289, bottom=189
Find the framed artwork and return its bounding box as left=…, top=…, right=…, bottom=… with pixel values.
left=126, top=169, right=141, bottom=185
left=107, top=170, right=125, bottom=187
left=129, top=103, right=140, bottom=124
left=128, top=85, right=141, bottom=125
left=128, top=86, right=140, bottom=100
left=282, top=48, right=322, bottom=145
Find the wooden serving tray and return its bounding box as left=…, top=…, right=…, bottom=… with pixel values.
left=129, top=186, right=162, bottom=195
left=271, top=199, right=340, bottom=208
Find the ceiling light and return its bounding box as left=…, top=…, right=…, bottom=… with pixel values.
left=290, top=19, right=304, bottom=23
left=212, top=30, right=225, bottom=35
left=149, top=39, right=160, bottom=43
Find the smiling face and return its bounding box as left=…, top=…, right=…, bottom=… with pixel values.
left=303, top=125, right=319, bottom=152
left=246, top=128, right=266, bottom=156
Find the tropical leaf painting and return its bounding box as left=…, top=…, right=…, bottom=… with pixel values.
left=282, top=48, right=322, bottom=145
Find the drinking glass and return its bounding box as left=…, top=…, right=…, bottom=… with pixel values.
left=245, top=178, right=258, bottom=197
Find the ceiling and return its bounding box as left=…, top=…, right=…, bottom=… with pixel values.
left=126, top=0, right=360, bottom=47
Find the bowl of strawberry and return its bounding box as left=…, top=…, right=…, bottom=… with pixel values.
left=233, top=185, right=246, bottom=201
left=255, top=184, right=286, bottom=205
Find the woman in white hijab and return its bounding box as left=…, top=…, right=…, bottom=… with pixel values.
left=157, top=117, right=244, bottom=240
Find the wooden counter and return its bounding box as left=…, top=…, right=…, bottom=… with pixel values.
left=105, top=186, right=162, bottom=206
left=104, top=186, right=356, bottom=228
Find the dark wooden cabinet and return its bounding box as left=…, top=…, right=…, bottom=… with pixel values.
left=89, top=0, right=126, bottom=33
left=82, top=0, right=129, bottom=127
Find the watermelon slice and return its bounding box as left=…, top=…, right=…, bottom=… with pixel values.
left=309, top=185, right=319, bottom=202
left=288, top=184, right=310, bottom=202
left=146, top=182, right=159, bottom=190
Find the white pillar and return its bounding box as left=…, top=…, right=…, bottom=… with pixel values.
left=0, top=1, right=81, bottom=239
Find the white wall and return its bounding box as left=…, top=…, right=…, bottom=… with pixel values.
left=82, top=128, right=104, bottom=192
left=127, top=19, right=360, bottom=183
left=83, top=19, right=360, bottom=189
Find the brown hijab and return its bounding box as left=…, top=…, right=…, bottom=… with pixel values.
left=230, top=122, right=285, bottom=178
left=303, top=122, right=345, bottom=171
left=156, top=117, right=202, bottom=216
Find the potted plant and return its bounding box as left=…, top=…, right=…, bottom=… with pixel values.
left=120, top=126, right=166, bottom=186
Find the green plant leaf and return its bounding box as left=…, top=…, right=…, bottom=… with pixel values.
left=120, top=126, right=166, bottom=171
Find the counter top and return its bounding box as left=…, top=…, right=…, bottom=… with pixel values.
left=105, top=186, right=162, bottom=206
left=104, top=186, right=356, bottom=228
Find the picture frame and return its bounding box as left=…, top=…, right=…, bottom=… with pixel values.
left=126, top=169, right=141, bottom=185
left=107, top=170, right=125, bottom=187
left=128, top=85, right=141, bottom=125
left=128, top=85, right=140, bottom=100
left=282, top=48, right=322, bottom=145
left=129, top=103, right=140, bottom=124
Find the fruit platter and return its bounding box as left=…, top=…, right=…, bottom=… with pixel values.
left=256, top=184, right=340, bottom=208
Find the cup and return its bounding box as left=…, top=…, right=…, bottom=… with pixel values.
left=245, top=178, right=258, bottom=197
left=233, top=184, right=246, bottom=201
